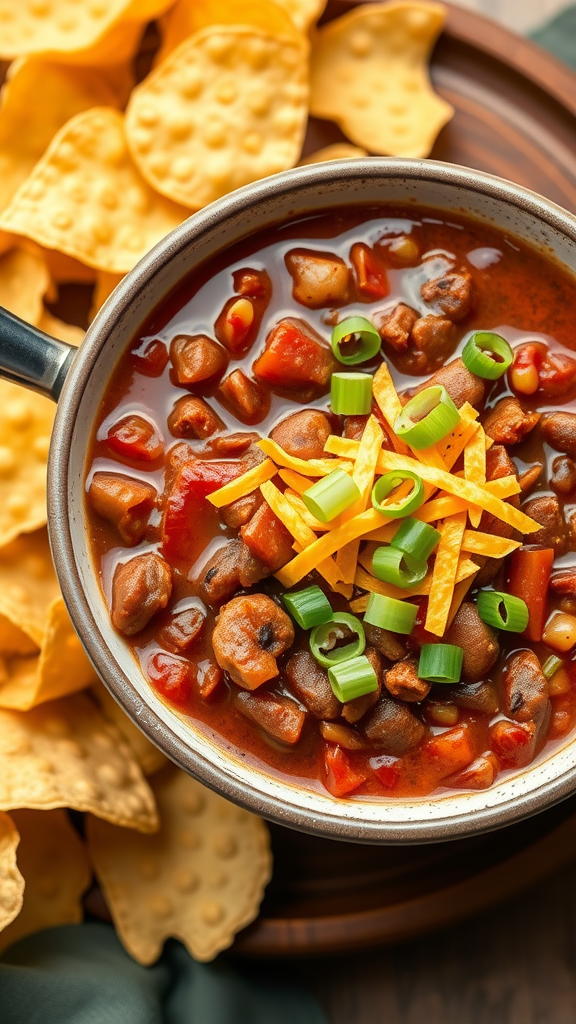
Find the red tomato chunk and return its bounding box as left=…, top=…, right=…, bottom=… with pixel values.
left=324, top=745, right=366, bottom=797
left=147, top=651, right=194, bottom=707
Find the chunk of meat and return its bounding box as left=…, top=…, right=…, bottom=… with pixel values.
left=364, top=622, right=405, bottom=662
left=411, top=358, right=485, bottom=409
left=448, top=680, right=499, bottom=715
left=518, top=463, right=543, bottom=494
left=238, top=543, right=269, bottom=588
left=521, top=495, right=568, bottom=555
left=445, top=602, right=499, bottom=683
left=503, top=649, right=550, bottom=726
left=253, top=318, right=337, bottom=392
left=341, top=647, right=382, bottom=723
left=212, top=594, right=294, bottom=689
left=324, top=745, right=366, bottom=796
left=421, top=268, right=473, bottom=321
left=446, top=754, right=499, bottom=791
left=485, top=444, right=517, bottom=482
left=363, top=695, right=425, bottom=754
left=410, top=315, right=455, bottom=359
left=270, top=410, right=331, bottom=461
left=490, top=719, right=537, bottom=769
left=377, top=303, right=419, bottom=352
left=194, top=540, right=243, bottom=605
left=349, top=242, right=389, bottom=300
left=132, top=338, right=168, bottom=377
left=233, top=267, right=272, bottom=300
left=106, top=414, right=163, bottom=462
left=541, top=412, right=576, bottom=461
left=221, top=491, right=263, bottom=530
left=111, top=552, right=172, bottom=636
left=241, top=501, right=294, bottom=571
left=550, top=569, right=576, bottom=596
left=344, top=415, right=369, bottom=441
left=286, top=649, right=341, bottom=720
left=551, top=456, right=576, bottom=496
left=236, top=691, right=306, bottom=745
left=320, top=721, right=367, bottom=749
left=218, top=370, right=270, bottom=425
left=285, top=249, right=350, bottom=308
left=167, top=397, right=224, bottom=440
left=157, top=606, right=205, bottom=652
left=384, top=657, right=431, bottom=702
left=483, top=397, right=540, bottom=445
left=208, top=432, right=262, bottom=458
left=170, top=334, right=228, bottom=385
left=88, top=472, right=156, bottom=545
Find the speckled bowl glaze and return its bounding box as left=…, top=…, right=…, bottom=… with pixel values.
left=43, top=159, right=576, bottom=844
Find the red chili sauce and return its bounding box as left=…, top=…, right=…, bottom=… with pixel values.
left=85, top=205, right=576, bottom=799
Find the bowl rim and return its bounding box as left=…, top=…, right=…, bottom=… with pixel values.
left=49, top=156, right=576, bottom=844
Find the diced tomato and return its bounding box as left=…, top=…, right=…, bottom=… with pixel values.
left=421, top=724, right=476, bottom=782
left=506, top=546, right=554, bottom=642
left=369, top=754, right=401, bottom=789
left=106, top=414, right=164, bottom=462
left=510, top=342, right=576, bottom=399
left=489, top=719, right=536, bottom=768
left=539, top=350, right=576, bottom=397
left=408, top=598, right=438, bottom=648
left=350, top=242, right=389, bottom=300
left=147, top=651, right=194, bottom=707
left=198, top=661, right=223, bottom=700
left=132, top=338, right=168, bottom=377
left=323, top=744, right=366, bottom=797
left=241, top=502, right=294, bottom=571
left=162, top=459, right=242, bottom=562
left=253, top=319, right=337, bottom=390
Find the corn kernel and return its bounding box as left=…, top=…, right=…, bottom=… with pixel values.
left=510, top=363, right=539, bottom=395
left=222, top=297, right=254, bottom=346
left=543, top=611, right=576, bottom=652
left=388, top=235, right=419, bottom=263
left=549, top=667, right=571, bottom=696
left=427, top=702, right=458, bottom=726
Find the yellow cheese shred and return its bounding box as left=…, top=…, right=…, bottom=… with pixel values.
left=258, top=438, right=346, bottom=477
left=425, top=512, right=467, bottom=636
left=207, top=458, right=277, bottom=508
left=275, top=508, right=386, bottom=588
left=372, top=362, right=446, bottom=470
left=351, top=555, right=478, bottom=612
left=464, top=424, right=487, bottom=528
left=337, top=415, right=384, bottom=584
left=436, top=403, right=479, bottom=468
left=461, top=530, right=521, bottom=558
left=284, top=491, right=330, bottom=531
left=278, top=468, right=312, bottom=494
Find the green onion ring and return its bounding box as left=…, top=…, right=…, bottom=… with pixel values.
left=461, top=331, right=513, bottom=380
left=394, top=385, right=459, bottom=448
left=328, top=655, right=379, bottom=702
left=364, top=593, right=418, bottom=635
left=310, top=612, right=366, bottom=668
left=371, top=545, right=428, bottom=589
left=391, top=517, right=440, bottom=562
left=303, top=468, right=361, bottom=524
left=542, top=654, right=563, bottom=681
left=476, top=590, right=529, bottom=632
left=331, top=315, right=381, bottom=365
left=418, top=643, right=463, bottom=683
left=371, top=470, right=425, bottom=519
left=282, top=585, right=333, bottom=629
left=331, top=372, right=373, bottom=415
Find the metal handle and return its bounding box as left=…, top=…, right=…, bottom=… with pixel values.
left=0, top=305, right=77, bottom=402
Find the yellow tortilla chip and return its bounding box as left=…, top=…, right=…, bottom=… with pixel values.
left=92, top=679, right=168, bottom=777
left=157, top=0, right=300, bottom=63
left=425, top=512, right=467, bottom=636
left=0, top=380, right=55, bottom=547
left=87, top=765, right=271, bottom=964
left=0, top=529, right=60, bottom=652
left=0, top=246, right=50, bottom=325
left=0, top=692, right=158, bottom=832
left=0, top=109, right=187, bottom=274
left=310, top=1, right=453, bottom=158
left=126, top=27, right=309, bottom=209
left=89, top=270, right=124, bottom=322
left=0, top=812, right=23, bottom=937
left=337, top=414, right=383, bottom=584
left=276, top=0, right=327, bottom=31
left=299, top=143, right=368, bottom=164
left=208, top=459, right=277, bottom=508
left=38, top=310, right=85, bottom=346
left=0, top=809, right=91, bottom=954
left=0, top=59, right=121, bottom=214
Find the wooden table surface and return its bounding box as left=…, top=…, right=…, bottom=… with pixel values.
left=298, top=2, right=575, bottom=1020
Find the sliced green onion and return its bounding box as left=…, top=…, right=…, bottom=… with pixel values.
left=542, top=654, right=563, bottom=681
left=302, top=468, right=360, bottom=524
left=310, top=612, right=365, bottom=668
left=418, top=643, right=463, bottom=683
left=391, top=517, right=440, bottom=562
left=476, top=590, right=529, bottom=632
left=462, top=331, right=513, bottom=380
left=364, top=593, right=418, bottom=635
left=331, top=372, right=373, bottom=415
left=282, top=585, right=333, bottom=629
left=394, top=385, right=459, bottom=448
left=328, top=655, right=378, bottom=702
left=372, top=545, right=427, bottom=589
left=371, top=470, right=424, bottom=519
left=331, top=316, right=381, bottom=365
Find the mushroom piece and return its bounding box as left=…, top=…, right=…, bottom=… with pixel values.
left=212, top=594, right=294, bottom=690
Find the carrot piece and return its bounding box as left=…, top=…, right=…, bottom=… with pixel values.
left=506, top=546, right=554, bottom=642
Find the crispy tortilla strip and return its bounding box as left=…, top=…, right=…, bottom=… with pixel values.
left=461, top=531, right=521, bottom=558
left=260, top=479, right=341, bottom=591
left=276, top=507, right=386, bottom=587
left=87, top=765, right=272, bottom=964
left=208, top=459, right=277, bottom=508
left=258, top=438, right=342, bottom=476
left=436, top=403, right=479, bottom=467
left=0, top=812, right=23, bottom=938
left=0, top=809, right=91, bottom=954
left=425, top=512, right=467, bottom=636
left=0, top=693, right=158, bottom=832
left=464, top=423, right=486, bottom=528
left=337, top=415, right=384, bottom=584
left=484, top=476, right=521, bottom=498
left=92, top=679, right=168, bottom=777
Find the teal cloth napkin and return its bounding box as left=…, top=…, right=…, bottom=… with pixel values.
left=0, top=923, right=327, bottom=1024
left=2, top=10, right=576, bottom=1024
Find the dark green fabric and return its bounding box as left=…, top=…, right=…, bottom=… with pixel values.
left=0, top=923, right=328, bottom=1024
left=530, top=6, right=576, bottom=71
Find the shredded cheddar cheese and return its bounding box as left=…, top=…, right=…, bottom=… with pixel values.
left=337, top=414, right=384, bottom=584
left=207, top=458, right=277, bottom=507
left=464, top=424, right=487, bottom=528
left=425, top=512, right=468, bottom=636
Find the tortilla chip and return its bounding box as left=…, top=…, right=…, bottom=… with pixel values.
left=0, top=108, right=187, bottom=274
left=464, top=423, right=487, bottom=528
left=126, top=27, right=308, bottom=209
left=277, top=0, right=327, bottom=31
left=0, top=529, right=60, bottom=651
left=0, top=809, right=91, bottom=954
left=157, top=0, right=299, bottom=63
left=310, top=1, right=453, bottom=157
left=0, top=812, right=23, bottom=938
left=0, top=246, right=50, bottom=325
left=299, top=143, right=369, bottom=164
left=89, top=270, right=124, bottom=321
left=0, top=380, right=55, bottom=548
left=87, top=764, right=271, bottom=964
left=38, top=310, right=85, bottom=346
left=0, top=692, right=158, bottom=832
left=92, top=679, right=168, bottom=777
